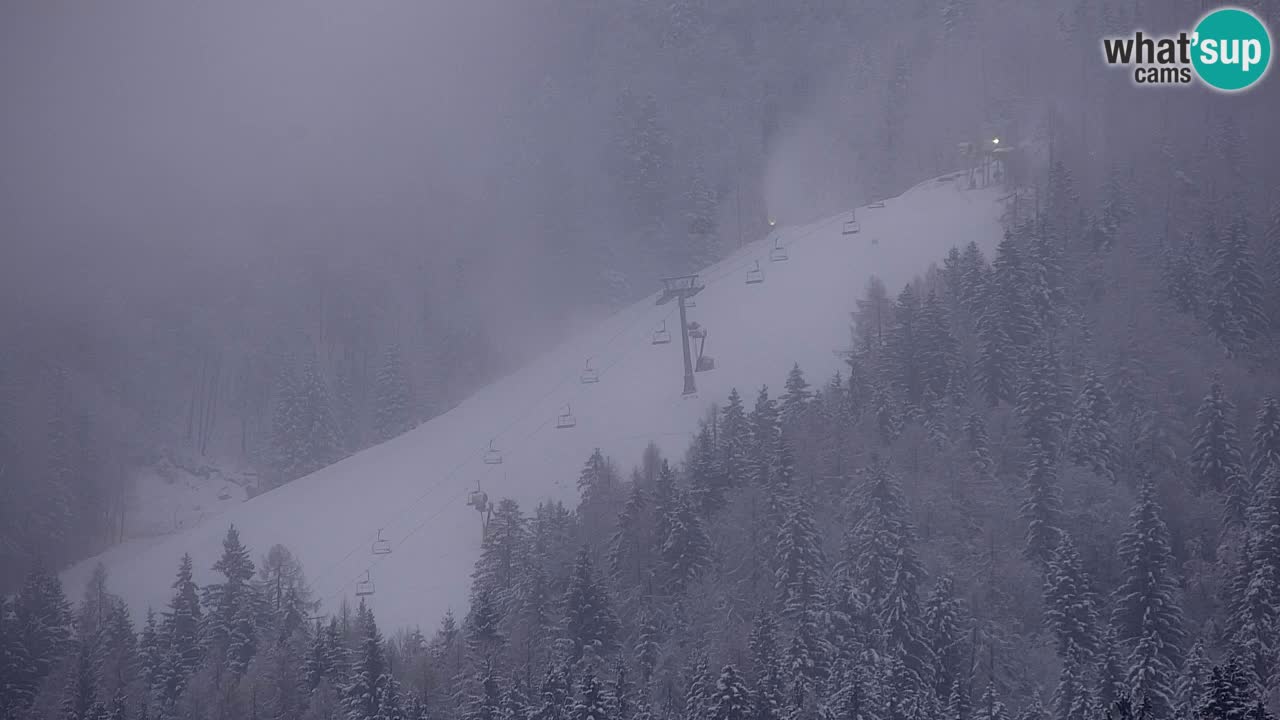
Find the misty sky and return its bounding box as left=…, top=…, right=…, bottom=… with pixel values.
left=1, top=1, right=556, bottom=319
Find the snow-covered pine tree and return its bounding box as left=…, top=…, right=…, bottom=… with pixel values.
left=965, top=413, right=995, bottom=483
left=774, top=495, right=826, bottom=619
left=466, top=588, right=506, bottom=671
left=1042, top=533, right=1100, bottom=662
left=685, top=654, right=714, bottom=720
left=607, top=482, right=650, bottom=587
left=1173, top=640, right=1210, bottom=720
left=974, top=310, right=1016, bottom=407
left=202, top=524, right=260, bottom=676
left=1206, top=215, right=1267, bottom=358
left=1247, top=396, right=1280, bottom=486
left=722, top=388, right=752, bottom=487
left=923, top=576, right=966, bottom=702
left=566, top=666, right=604, bottom=720
left=884, top=285, right=924, bottom=407
left=344, top=600, right=389, bottom=720
left=750, top=387, right=781, bottom=487
left=661, top=490, right=712, bottom=594
left=1020, top=441, right=1063, bottom=566
left=711, top=666, right=753, bottom=720
left=976, top=681, right=1009, bottom=720
left=561, top=546, right=620, bottom=660
left=1111, top=481, right=1185, bottom=681
left=918, top=290, right=960, bottom=408
left=782, top=364, right=813, bottom=428
left=1229, top=462, right=1280, bottom=690
left=1190, top=381, right=1248, bottom=526
left=1016, top=342, right=1068, bottom=451
left=1066, top=368, right=1119, bottom=483
left=472, top=498, right=529, bottom=615
left=373, top=343, right=415, bottom=442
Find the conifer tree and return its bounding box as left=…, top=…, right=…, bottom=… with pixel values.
left=918, top=290, right=960, bottom=406
left=923, top=576, right=966, bottom=701
left=1206, top=215, right=1267, bottom=357
left=722, top=389, right=752, bottom=486
left=634, top=611, right=661, bottom=689
left=1191, top=382, right=1246, bottom=497
left=1052, top=642, right=1094, bottom=720
left=686, top=655, right=714, bottom=720
left=1174, top=640, right=1210, bottom=720
left=974, top=313, right=1016, bottom=407
left=374, top=343, right=415, bottom=442
left=661, top=491, right=712, bottom=594
left=1248, top=396, right=1280, bottom=485
left=1111, top=481, right=1185, bottom=675
left=885, top=285, right=925, bottom=406
left=1020, top=442, right=1063, bottom=566
left=562, top=546, right=620, bottom=660
left=1042, top=534, right=1100, bottom=661
left=204, top=524, right=260, bottom=676
left=965, top=413, right=995, bottom=482
left=1066, top=369, right=1119, bottom=483
left=976, top=681, right=1009, bottom=720
left=775, top=496, right=826, bottom=619
left=344, top=600, right=388, bottom=720
left=712, top=666, right=753, bottom=720
left=573, top=666, right=608, bottom=720
left=61, top=640, right=98, bottom=720
left=782, top=364, right=813, bottom=428
left=1016, top=342, right=1068, bottom=451
left=608, top=482, right=650, bottom=586
left=750, top=387, right=781, bottom=486
left=473, top=499, right=529, bottom=614
left=1229, top=463, right=1280, bottom=688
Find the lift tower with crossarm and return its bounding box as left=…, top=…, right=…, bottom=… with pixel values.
left=656, top=274, right=705, bottom=397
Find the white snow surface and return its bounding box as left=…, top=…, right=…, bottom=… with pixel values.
left=63, top=175, right=1005, bottom=632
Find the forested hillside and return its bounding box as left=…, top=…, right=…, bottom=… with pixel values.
left=5, top=87, right=1280, bottom=720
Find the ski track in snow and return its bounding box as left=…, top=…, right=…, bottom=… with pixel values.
left=62, top=175, right=1005, bottom=632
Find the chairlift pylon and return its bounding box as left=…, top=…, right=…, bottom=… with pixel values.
left=483, top=440, right=503, bottom=465
left=556, top=404, right=576, bottom=429
left=371, top=529, right=391, bottom=555
left=652, top=320, right=672, bottom=345
left=580, top=358, right=599, bottom=384
left=746, top=260, right=764, bottom=285
left=355, top=570, right=375, bottom=597
left=769, top=237, right=789, bottom=262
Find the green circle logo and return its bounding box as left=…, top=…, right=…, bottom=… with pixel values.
left=1192, top=7, right=1272, bottom=91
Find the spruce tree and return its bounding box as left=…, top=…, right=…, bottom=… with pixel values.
left=722, top=389, right=752, bottom=486
left=661, top=490, right=712, bottom=594
left=1020, top=442, right=1063, bottom=566
left=750, top=387, right=781, bottom=487
left=344, top=600, right=388, bottom=720
left=1206, top=215, right=1267, bottom=357
left=1111, top=481, right=1185, bottom=673
left=1247, top=396, right=1280, bottom=485
left=1191, top=382, right=1246, bottom=496
left=974, top=314, right=1015, bottom=407
left=782, top=364, right=813, bottom=428
left=1016, top=342, right=1068, bottom=451
left=1042, top=534, right=1100, bottom=661
left=976, top=682, right=1009, bottom=720
left=562, top=546, right=620, bottom=660
left=1229, top=463, right=1280, bottom=688
left=774, top=496, right=826, bottom=619
left=374, top=343, right=415, bottom=441
left=712, top=666, right=753, bottom=720
left=923, top=576, right=966, bottom=702
left=1066, top=369, right=1119, bottom=483
left=573, top=667, right=608, bottom=720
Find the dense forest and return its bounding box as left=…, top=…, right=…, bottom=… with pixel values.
left=4, top=85, right=1280, bottom=719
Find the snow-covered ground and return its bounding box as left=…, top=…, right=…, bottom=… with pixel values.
left=63, top=175, right=1005, bottom=632
left=123, top=457, right=251, bottom=540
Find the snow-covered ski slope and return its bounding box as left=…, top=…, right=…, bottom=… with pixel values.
left=64, top=174, right=1005, bottom=631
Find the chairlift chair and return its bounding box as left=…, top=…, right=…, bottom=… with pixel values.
left=556, top=404, right=576, bottom=429
left=468, top=488, right=489, bottom=511
left=580, top=358, right=599, bottom=384
left=842, top=210, right=860, bottom=235
left=869, top=200, right=886, bottom=208
left=769, top=238, right=789, bottom=262
left=746, top=260, right=764, bottom=285
left=483, top=440, right=503, bottom=465
left=355, top=571, right=375, bottom=597
left=371, top=529, right=392, bottom=555
left=685, top=296, right=696, bottom=309
left=652, top=320, right=672, bottom=345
